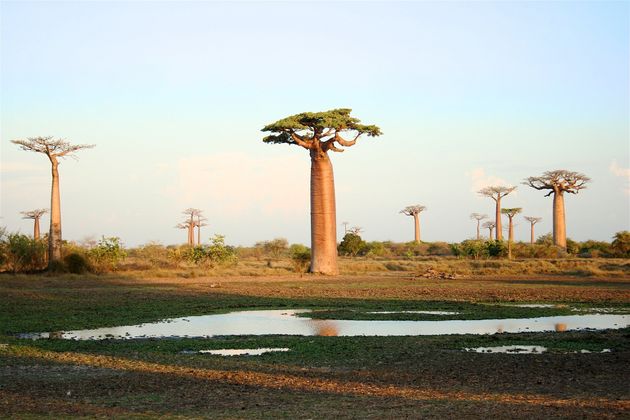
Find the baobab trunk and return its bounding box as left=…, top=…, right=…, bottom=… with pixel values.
left=476, top=221, right=480, bottom=240
left=488, top=227, right=494, bottom=239
left=310, top=153, right=338, bottom=275
left=414, top=214, right=421, bottom=243
left=495, top=198, right=502, bottom=241
left=49, top=158, right=62, bottom=263
left=33, top=217, right=40, bottom=240
left=553, top=191, right=567, bottom=248
left=197, top=226, right=201, bottom=246
left=530, top=224, right=535, bottom=244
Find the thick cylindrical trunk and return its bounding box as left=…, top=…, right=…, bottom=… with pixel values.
left=197, top=226, right=201, bottom=246
left=508, top=218, right=514, bottom=243
left=488, top=227, right=493, bottom=239
left=530, top=223, right=535, bottom=245
left=34, top=217, right=40, bottom=240
left=476, top=220, right=480, bottom=240
left=49, top=161, right=62, bottom=264
left=495, top=198, right=502, bottom=241
left=414, top=214, right=420, bottom=243
left=553, top=191, right=567, bottom=248
left=309, top=153, right=338, bottom=275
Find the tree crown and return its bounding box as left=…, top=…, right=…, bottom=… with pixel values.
left=501, top=207, right=522, bottom=217
left=21, top=209, right=48, bottom=219
left=12, top=136, right=94, bottom=159
left=470, top=213, right=487, bottom=221
left=523, top=170, right=590, bottom=196
left=262, top=108, right=382, bottom=154
left=524, top=216, right=542, bottom=224
left=400, top=205, right=426, bottom=216
left=482, top=221, right=496, bottom=229
left=478, top=185, right=516, bottom=200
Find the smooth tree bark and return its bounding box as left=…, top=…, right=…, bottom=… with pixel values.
left=501, top=207, right=522, bottom=259
left=196, top=215, right=207, bottom=246
left=482, top=221, right=496, bottom=239
left=262, top=109, right=381, bottom=275
left=21, top=209, right=48, bottom=240
left=400, top=205, right=427, bottom=243
left=12, top=137, right=94, bottom=266
left=478, top=186, right=516, bottom=241
left=524, top=170, right=589, bottom=249
left=470, top=213, right=487, bottom=240
left=524, top=216, right=542, bottom=245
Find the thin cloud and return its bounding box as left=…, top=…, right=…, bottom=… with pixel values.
left=609, top=160, right=630, bottom=195
left=467, top=168, right=512, bottom=193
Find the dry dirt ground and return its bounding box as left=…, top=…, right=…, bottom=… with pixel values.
left=1, top=273, right=629, bottom=418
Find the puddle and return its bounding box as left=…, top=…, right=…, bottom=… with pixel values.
left=198, top=348, right=290, bottom=356
left=464, top=345, right=548, bottom=354
left=366, top=311, right=460, bottom=315
left=508, top=304, right=558, bottom=308
left=20, top=310, right=629, bottom=340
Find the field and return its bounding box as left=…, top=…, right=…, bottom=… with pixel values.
left=1, top=260, right=629, bottom=418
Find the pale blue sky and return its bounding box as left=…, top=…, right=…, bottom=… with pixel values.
left=1, top=1, right=629, bottom=247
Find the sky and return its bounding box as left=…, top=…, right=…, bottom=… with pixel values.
left=1, top=0, right=629, bottom=247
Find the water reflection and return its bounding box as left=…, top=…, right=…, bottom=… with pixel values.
left=464, top=345, right=547, bottom=354
left=21, top=310, right=629, bottom=340
left=198, top=348, right=290, bottom=356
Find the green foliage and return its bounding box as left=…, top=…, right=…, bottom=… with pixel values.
left=486, top=240, right=508, bottom=258
left=578, top=240, right=612, bottom=258
left=289, top=243, right=311, bottom=273
left=255, top=238, right=289, bottom=260
left=1, top=233, right=47, bottom=273
left=565, top=238, right=580, bottom=255
left=64, top=253, right=91, bottom=274
left=536, top=233, right=554, bottom=246
left=338, top=233, right=367, bottom=257
left=183, top=235, right=238, bottom=268
left=456, top=240, right=488, bottom=260
left=262, top=108, right=382, bottom=145
left=611, top=231, right=630, bottom=257
left=363, top=241, right=389, bottom=257
left=88, top=236, right=127, bottom=273
left=131, top=242, right=173, bottom=268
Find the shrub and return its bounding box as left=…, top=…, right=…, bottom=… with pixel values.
left=1, top=233, right=47, bottom=273
left=611, top=231, right=630, bottom=257
left=64, top=252, right=91, bottom=274
left=457, top=240, right=488, bottom=260
left=289, top=243, right=310, bottom=273
left=183, top=235, right=238, bottom=268
left=338, top=233, right=367, bottom=257
left=427, top=242, right=453, bottom=256
left=88, top=236, right=127, bottom=273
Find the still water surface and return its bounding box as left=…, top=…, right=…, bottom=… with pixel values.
left=25, top=310, right=629, bottom=340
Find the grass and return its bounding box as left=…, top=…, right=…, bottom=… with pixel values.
left=1, top=269, right=629, bottom=418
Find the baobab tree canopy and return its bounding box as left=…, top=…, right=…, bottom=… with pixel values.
left=400, top=205, right=426, bottom=216
left=501, top=207, right=522, bottom=217
left=523, top=170, right=590, bottom=196
left=12, top=136, right=95, bottom=161
left=478, top=186, right=517, bottom=200
left=262, top=108, right=382, bottom=154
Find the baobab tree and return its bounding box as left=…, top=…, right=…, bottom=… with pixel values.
left=181, top=208, right=202, bottom=246
left=523, top=170, right=589, bottom=249
left=262, top=109, right=381, bottom=275
left=12, top=137, right=94, bottom=266
left=196, top=215, right=207, bottom=246
left=21, top=208, right=48, bottom=240
left=176, top=221, right=194, bottom=245
left=501, top=207, right=522, bottom=259
left=478, top=186, right=516, bottom=241
left=470, top=213, right=487, bottom=240
left=482, top=220, right=496, bottom=239
left=400, top=205, right=427, bottom=243
left=524, top=216, right=542, bottom=245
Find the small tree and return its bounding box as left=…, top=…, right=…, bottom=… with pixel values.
left=12, top=137, right=94, bottom=267
left=262, top=109, right=382, bottom=275
left=470, top=213, right=487, bottom=240
left=482, top=220, right=496, bottom=239
left=478, top=186, right=516, bottom=241
left=501, top=207, right=522, bottom=259
left=400, top=205, right=426, bottom=243
left=523, top=170, right=589, bottom=249
left=611, top=231, right=630, bottom=257
left=524, top=216, right=542, bottom=245
left=338, top=232, right=366, bottom=257
left=21, top=209, right=48, bottom=240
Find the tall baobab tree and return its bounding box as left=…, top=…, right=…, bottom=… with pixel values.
left=21, top=209, right=48, bottom=240
left=181, top=208, right=202, bottom=246
left=501, top=207, right=522, bottom=259
left=482, top=220, right=496, bottom=239
left=523, top=170, right=589, bottom=249
left=262, top=109, right=381, bottom=275
left=176, top=221, right=194, bottom=245
left=400, top=205, right=427, bottom=243
left=470, top=213, right=487, bottom=240
left=196, top=215, right=207, bottom=246
left=478, top=186, right=516, bottom=241
left=12, top=137, right=94, bottom=266
left=524, top=216, right=542, bottom=245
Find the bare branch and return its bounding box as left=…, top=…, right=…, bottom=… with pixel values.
left=12, top=137, right=94, bottom=159
left=289, top=132, right=312, bottom=149
left=400, top=205, right=427, bottom=216
left=470, top=213, right=487, bottom=221
left=21, top=208, right=48, bottom=219
left=523, top=170, right=590, bottom=195
left=478, top=185, right=517, bottom=200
